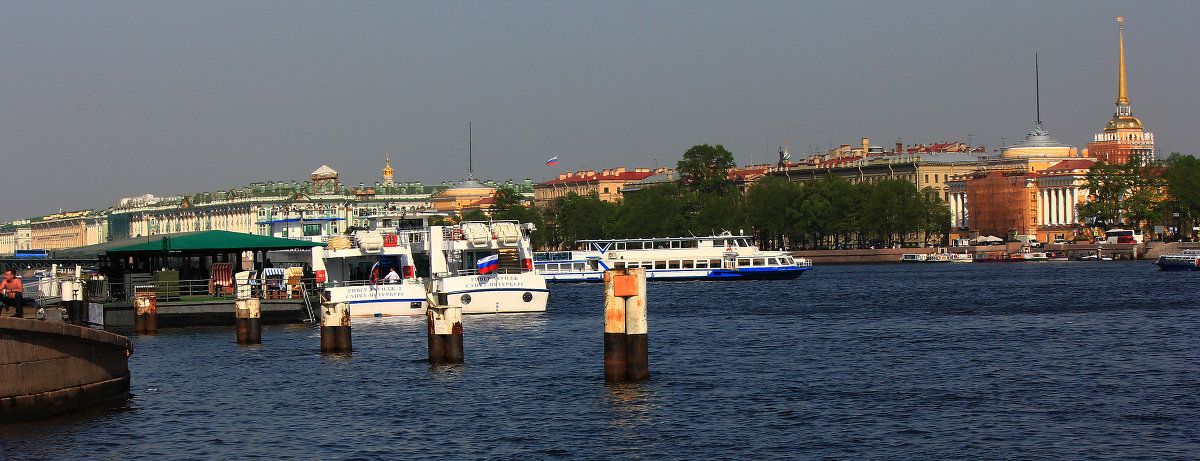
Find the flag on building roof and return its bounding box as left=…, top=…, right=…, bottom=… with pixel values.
left=545, top=156, right=558, bottom=166
left=476, top=254, right=499, bottom=274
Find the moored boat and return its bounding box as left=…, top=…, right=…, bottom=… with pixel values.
left=534, top=232, right=812, bottom=282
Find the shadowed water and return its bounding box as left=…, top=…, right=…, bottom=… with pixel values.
left=2, top=261, right=1199, bottom=459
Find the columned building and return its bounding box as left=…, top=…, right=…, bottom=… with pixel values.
left=1086, top=17, right=1156, bottom=165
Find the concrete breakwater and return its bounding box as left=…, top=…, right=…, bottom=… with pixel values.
left=0, top=317, right=133, bottom=422
left=792, top=241, right=1191, bottom=264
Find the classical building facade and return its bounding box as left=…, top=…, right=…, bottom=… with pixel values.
left=1085, top=18, right=1156, bottom=165
left=534, top=168, right=660, bottom=206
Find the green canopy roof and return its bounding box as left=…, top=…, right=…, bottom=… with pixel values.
left=106, top=230, right=325, bottom=254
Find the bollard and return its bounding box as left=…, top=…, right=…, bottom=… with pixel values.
left=624, top=267, right=650, bottom=381
left=134, top=295, right=158, bottom=334
left=320, top=302, right=351, bottom=353
left=426, top=292, right=464, bottom=364
left=603, top=270, right=628, bottom=382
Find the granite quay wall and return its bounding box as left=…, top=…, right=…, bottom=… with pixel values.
left=0, top=317, right=133, bottom=422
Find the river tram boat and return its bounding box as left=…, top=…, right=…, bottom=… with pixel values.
left=534, top=233, right=812, bottom=282
left=310, top=231, right=428, bottom=319
left=973, top=250, right=1049, bottom=262
left=1155, top=249, right=1200, bottom=271
left=902, top=249, right=972, bottom=263
left=407, top=220, right=548, bottom=314
left=310, top=215, right=547, bottom=318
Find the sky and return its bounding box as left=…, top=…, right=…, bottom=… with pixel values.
left=2, top=1, right=1198, bottom=223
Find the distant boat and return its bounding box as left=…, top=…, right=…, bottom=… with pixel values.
left=1155, top=249, right=1200, bottom=271
left=535, top=232, right=811, bottom=282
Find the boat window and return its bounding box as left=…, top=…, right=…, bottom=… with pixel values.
left=783, top=257, right=793, bottom=265
left=615, top=242, right=625, bottom=250
left=710, top=259, right=722, bottom=267
left=694, top=260, right=707, bottom=268
left=754, top=258, right=766, bottom=266
left=670, top=240, right=681, bottom=249
left=768, top=258, right=778, bottom=265
left=613, top=262, right=625, bottom=269
left=668, top=260, right=681, bottom=269
left=655, top=261, right=666, bottom=269
left=738, top=258, right=751, bottom=266
left=681, top=260, right=694, bottom=269
left=573, top=263, right=585, bottom=270
left=737, top=239, right=749, bottom=247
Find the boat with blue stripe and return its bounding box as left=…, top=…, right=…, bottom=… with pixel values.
left=1156, top=249, right=1200, bottom=271
left=534, top=232, right=812, bottom=282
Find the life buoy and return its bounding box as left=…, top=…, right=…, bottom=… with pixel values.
left=451, top=229, right=464, bottom=240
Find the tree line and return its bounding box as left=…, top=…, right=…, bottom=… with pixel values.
left=1079, top=153, right=1200, bottom=241
left=489, top=144, right=953, bottom=250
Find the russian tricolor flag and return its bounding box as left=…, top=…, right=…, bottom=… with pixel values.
left=476, top=254, right=499, bottom=274
left=545, top=156, right=558, bottom=166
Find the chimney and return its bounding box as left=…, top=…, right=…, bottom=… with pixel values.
left=862, top=138, right=869, bottom=153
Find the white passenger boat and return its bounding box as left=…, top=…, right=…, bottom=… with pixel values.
left=1156, top=249, right=1200, bottom=271
left=534, top=233, right=812, bottom=282
left=310, top=230, right=428, bottom=319
left=310, top=215, right=547, bottom=318
left=409, top=220, right=548, bottom=314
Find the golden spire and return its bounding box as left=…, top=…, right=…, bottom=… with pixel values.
left=382, top=154, right=394, bottom=176
left=1116, top=17, right=1129, bottom=105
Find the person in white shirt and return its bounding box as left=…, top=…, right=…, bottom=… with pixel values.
left=383, top=268, right=401, bottom=284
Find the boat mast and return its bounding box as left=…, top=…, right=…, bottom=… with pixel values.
left=468, top=122, right=475, bottom=180
left=1035, top=53, right=1042, bottom=130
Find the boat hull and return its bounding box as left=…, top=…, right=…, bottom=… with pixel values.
left=434, top=272, right=549, bottom=314
left=325, top=283, right=428, bottom=318
left=540, top=266, right=812, bottom=282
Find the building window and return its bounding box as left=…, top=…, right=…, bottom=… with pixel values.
left=603, top=187, right=609, bottom=193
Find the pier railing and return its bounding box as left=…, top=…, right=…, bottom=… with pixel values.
left=106, top=277, right=322, bottom=303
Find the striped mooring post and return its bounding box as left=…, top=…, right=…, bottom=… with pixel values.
left=134, top=295, right=158, bottom=335
left=235, top=298, right=262, bottom=345
left=320, top=301, right=351, bottom=353
left=426, top=292, right=464, bottom=364
left=604, top=267, right=649, bottom=382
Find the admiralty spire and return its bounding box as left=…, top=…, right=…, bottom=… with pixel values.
left=1086, top=17, right=1156, bottom=165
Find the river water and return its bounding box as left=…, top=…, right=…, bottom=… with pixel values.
left=3, top=261, right=1199, bottom=459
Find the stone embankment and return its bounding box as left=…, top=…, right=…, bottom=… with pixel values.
left=793, top=241, right=1198, bottom=264
left=0, top=317, right=132, bottom=422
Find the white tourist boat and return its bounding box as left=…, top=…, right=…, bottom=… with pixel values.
left=407, top=220, right=548, bottom=314
left=1156, top=249, right=1200, bottom=271
left=534, top=232, right=812, bottom=282
left=310, top=215, right=547, bottom=318
left=310, top=230, right=428, bottom=319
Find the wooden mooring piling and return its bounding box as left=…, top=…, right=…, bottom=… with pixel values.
left=133, top=295, right=157, bottom=335
left=235, top=298, right=262, bottom=345
left=320, top=302, right=351, bottom=353
left=426, top=292, right=464, bottom=364
left=604, top=268, right=649, bottom=383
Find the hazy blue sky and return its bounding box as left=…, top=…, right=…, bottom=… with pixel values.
left=2, top=1, right=1197, bottom=223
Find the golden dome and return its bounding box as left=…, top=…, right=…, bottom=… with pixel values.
left=382, top=154, right=394, bottom=177
left=1105, top=115, right=1143, bottom=131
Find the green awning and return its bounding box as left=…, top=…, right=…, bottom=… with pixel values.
left=106, top=230, right=325, bottom=254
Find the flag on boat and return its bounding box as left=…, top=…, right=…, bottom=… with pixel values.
left=476, top=254, right=500, bottom=274
left=545, top=156, right=558, bottom=166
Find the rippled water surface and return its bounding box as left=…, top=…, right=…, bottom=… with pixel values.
left=3, top=261, right=1200, bottom=459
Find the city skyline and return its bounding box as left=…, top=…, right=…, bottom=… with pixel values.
left=2, top=1, right=1198, bottom=223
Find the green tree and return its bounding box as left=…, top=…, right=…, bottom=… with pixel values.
left=611, top=183, right=691, bottom=238
left=1161, top=153, right=1200, bottom=240
left=677, top=144, right=736, bottom=196
left=918, top=186, right=952, bottom=246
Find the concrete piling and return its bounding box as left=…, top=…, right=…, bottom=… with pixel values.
left=604, top=268, right=649, bottom=382
left=426, top=292, right=463, bottom=364
left=134, top=295, right=158, bottom=334
left=236, top=298, right=262, bottom=345
left=320, top=302, right=351, bottom=353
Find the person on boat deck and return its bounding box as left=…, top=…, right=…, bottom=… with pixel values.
left=2, top=270, right=24, bottom=318
left=383, top=267, right=401, bottom=284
